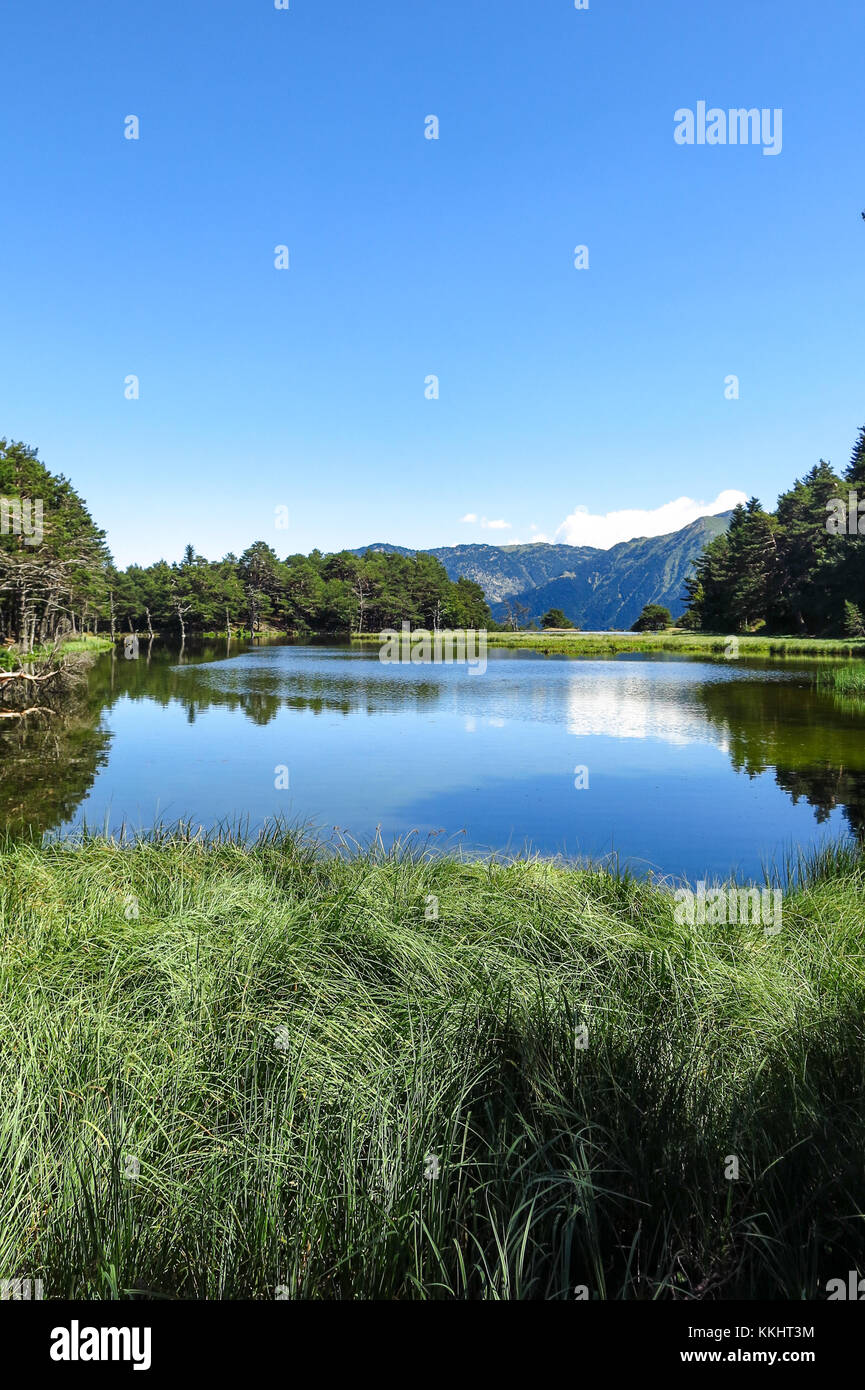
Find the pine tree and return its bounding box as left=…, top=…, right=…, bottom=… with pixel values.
left=843, top=600, right=865, bottom=638
left=844, top=424, right=865, bottom=489
left=775, top=462, right=846, bottom=633
left=726, top=498, right=777, bottom=630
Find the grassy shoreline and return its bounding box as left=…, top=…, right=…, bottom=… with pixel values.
left=2, top=829, right=864, bottom=1300
left=0, top=635, right=114, bottom=718
left=351, top=630, right=865, bottom=659
left=58, top=635, right=115, bottom=656
left=48, top=630, right=865, bottom=662
left=484, top=631, right=865, bottom=658
left=0, top=634, right=113, bottom=672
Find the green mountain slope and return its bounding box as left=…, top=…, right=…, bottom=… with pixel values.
left=354, top=513, right=731, bottom=629
left=353, top=541, right=597, bottom=604
left=495, top=514, right=732, bottom=629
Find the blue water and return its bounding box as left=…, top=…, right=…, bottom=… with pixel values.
left=48, top=642, right=863, bottom=882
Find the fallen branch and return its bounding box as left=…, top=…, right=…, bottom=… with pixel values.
left=0, top=669, right=64, bottom=684
left=0, top=705, right=54, bottom=719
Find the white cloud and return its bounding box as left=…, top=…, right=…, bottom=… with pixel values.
left=555, top=489, right=746, bottom=550
left=459, top=514, right=512, bottom=531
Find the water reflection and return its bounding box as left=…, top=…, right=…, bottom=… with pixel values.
left=695, top=677, right=865, bottom=838
left=3, top=639, right=865, bottom=878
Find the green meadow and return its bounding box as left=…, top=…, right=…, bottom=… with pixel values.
left=1, top=829, right=864, bottom=1300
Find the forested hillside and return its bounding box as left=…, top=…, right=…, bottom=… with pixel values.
left=0, top=440, right=490, bottom=645
left=3, top=425, right=864, bottom=645
left=353, top=541, right=597, bottom=603
left=683, top=426, right=865, bottom=636
left=0, top=440, right=109, bottom=650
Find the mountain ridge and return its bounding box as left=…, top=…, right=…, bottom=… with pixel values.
left=352, top=513, right=732, bottom=628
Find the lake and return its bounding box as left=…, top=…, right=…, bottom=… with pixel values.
left=3, top=638, right=864, bottom=882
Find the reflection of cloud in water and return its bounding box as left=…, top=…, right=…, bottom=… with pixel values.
left=564, top=672, right=730, bottom=752
left=185, top=651, right=753, bottom=752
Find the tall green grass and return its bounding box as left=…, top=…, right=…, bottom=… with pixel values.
left=817, top=663, right=865, bottom=698
left=1, top=828, right=864, bottom=1300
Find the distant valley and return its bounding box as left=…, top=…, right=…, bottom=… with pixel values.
left=353, top=512, right=731, bottom=629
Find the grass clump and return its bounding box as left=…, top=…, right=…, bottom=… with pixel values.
left=1, top=828, right=864, bottom=1300
left=818, top=663, right=865, bottom=699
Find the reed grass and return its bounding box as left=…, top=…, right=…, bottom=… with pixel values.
left=1, top=827, right=864, bottom=1300
left=817, top=663, right=865, bottom=698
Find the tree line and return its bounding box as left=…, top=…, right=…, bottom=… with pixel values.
left=0, top=440, right=491, bottom=649
left=5, top=427, right=865, bottom=651
left=683, top=424, right=865, bottom=636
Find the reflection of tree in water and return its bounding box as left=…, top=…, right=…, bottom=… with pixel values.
left=31, top=644, right=865, bottom=846
left=0, top=640, right=237, bottom=838
left=0, top=687, right=111, bottom=838
left=181, top=691, right=283, bottom=727
left=773, top=767, right=865, bottom=837
left=696, top=675, right=865, bottom=839
left=0, top=640, right=446, bottom=835
left=92, top=639, right=443, bottom=725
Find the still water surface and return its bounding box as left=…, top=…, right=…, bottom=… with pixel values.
left=3, top=639, right=864, bottom=881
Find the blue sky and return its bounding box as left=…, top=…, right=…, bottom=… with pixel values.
left=1, top=0, right=863, bottom=566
